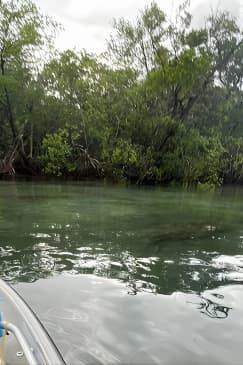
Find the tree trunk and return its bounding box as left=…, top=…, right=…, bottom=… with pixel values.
left=0, top=54, right=18, bottom=141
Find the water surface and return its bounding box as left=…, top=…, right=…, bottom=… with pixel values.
left=1, top=181, right=243, bottom=364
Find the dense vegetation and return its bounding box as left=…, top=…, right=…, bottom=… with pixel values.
left=1, top=0, right=243, bottom=187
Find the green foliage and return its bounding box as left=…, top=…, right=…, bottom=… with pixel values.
left=0, top=0, right=58, bottom=169
left=111, top=140, right=139, bottom=166
left=182, top=30, right=208, bottom=48
left=107, top=2, right=167, bottom=73
left=220, top=137, right=243, bottom=183
left=151, top=125, right=223, bottom=187
left=39, top=129, right=75, bottom=176
left=1, top=1, right=243, bottom=188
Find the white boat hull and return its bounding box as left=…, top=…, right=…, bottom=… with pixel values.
left=0, top=279, right=65, bottom=365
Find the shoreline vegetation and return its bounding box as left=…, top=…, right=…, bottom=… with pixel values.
left=1, top=1, right=243, bottom=189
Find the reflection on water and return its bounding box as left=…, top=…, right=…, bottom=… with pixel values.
left=1, top=181, right=243, bottom=296
left=2, top=181, right=243, bottom=364
left=189, top=294, right=232, bottom=319
left=199, top=296, right=231, bottom=319
left=16, top=276, right=243, bottom=365
left=2, top=239, right=243, bottom=297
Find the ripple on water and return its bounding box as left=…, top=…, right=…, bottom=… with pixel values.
left=212, top=255, right=243, bottom=269
left=15, top=276, right=243, bottom=365
left=210, top=255, right=243, bottom=285
left=218, top=271, right=243, bottom=282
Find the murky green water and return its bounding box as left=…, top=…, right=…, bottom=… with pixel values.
left=1, top=181, right=243, bottom=364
